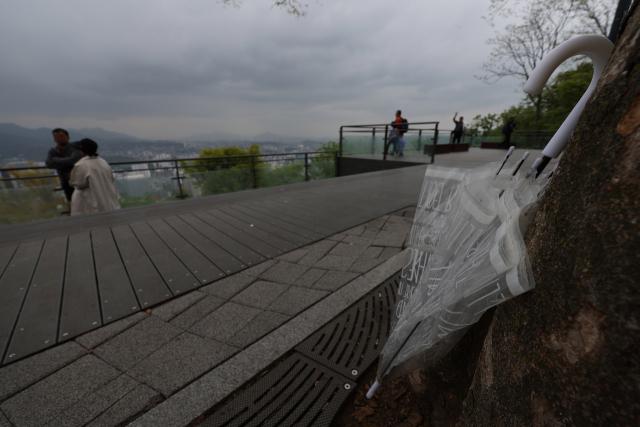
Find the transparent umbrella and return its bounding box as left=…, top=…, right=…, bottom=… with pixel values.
left=366, top=34, right=613, bottom=398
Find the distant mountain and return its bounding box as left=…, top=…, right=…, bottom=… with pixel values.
left=249, top=133, right=311, bottom=144
left=183, top=131, right=244, bottom=142
left=0, top=132, right=53, bottom=163
left=0, top=123, right=146, bottom=143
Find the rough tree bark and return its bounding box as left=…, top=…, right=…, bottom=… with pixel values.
left=409, top=4, right=640, bottom=426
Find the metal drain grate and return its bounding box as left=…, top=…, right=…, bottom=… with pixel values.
left=200, top=353, right=356, bottom=427
left=296, top=273, right=400, bottom=380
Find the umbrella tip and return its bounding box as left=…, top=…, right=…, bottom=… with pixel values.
left=526, top=158, right=542, bottom=178
left=366, top=380, right=381, bottom=399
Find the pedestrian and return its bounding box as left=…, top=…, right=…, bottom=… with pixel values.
left=69, top=139, right=121, bottom=216
left=498, top=117, right=516, bottom=148
left=45, top=128, right=82, bottom=201
left=387, top=122, right=400, bottom=156
left=452, top=112, right=466, bottom=144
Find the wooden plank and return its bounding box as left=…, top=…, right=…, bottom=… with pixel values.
left=163, top=216, right=246, bottom=275
left=259, top=198, right=351, bottom=231
left=206, top=209, right=299, bottom=252
left=230, top=203, right=329, bottom=240
left=58, top=232, right=102, bottom=343
left=0, top=245, right=17, bottom=279
left=0, top=240, right=43, bottom=364
left=192, top=211, right=283, bottom=259
left=91, top=228, right=140, bottom=324
left=147, top=219, right=225, bottom=285
left=111, top=225, right=172, bottom=309
left=238, top=201, right=334, bottom=236
left=217, top=205, right=314, bottom=246
left=4, top=237, right=67, bottom=364
left=130, top=222, right=201, bottom=295
left=179, top=213, right=266, bottom=267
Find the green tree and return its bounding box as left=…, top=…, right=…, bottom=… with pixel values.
left=311, top=140, right=339, bottom=162
left=468, top=113, right=501, bottom=135
left=542, top=61, right=594, bottom=129
left=182, top=144, right=261, bottom=196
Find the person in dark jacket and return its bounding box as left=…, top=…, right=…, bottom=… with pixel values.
left=498, top=117, right=516, bottom=148
left=452, top=112, right=466, bottom=143
left=45, top=128, right=82, bottom=201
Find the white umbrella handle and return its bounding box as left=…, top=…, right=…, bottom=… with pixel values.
left=524, top=35, right=613, bottom=161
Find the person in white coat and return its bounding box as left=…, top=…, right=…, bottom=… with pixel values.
left=69, top=139, right=121, bottom=216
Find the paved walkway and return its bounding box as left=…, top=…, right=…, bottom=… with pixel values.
left=350, top=147, right=561, bottom=169
left=0, top=167, right=423, bottom=427
left=0, top=166, right=425, bottom=368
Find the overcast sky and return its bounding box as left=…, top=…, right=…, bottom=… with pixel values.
left=1, top=0, right=528, bottom=140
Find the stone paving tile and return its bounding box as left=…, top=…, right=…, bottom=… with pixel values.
left=348, top=256, right=386, bottom=274
left=361, top=227, right=381, bottom=239
left=329, top=242, right=369, bottom=258
left=76, top=312, right=149, bottom=349
left=267, top=287, right=329, bottom=316
left=296, top=250, right=325, bottom=267
left=0, top=355, right=120, bottom=427
left=382, top=221, right=413, bottom=233
left=0, top=411, right=9, bottom=427
left=305, top=239, right=338, bottom=253
left=312, top=270, right=360, bottom=292
left=189, top=303, right=262, bottom=343
left=325, top=233, right=346, bottom=242
left=43, top=374, right=139, bottom=427
left=0, top=341, right=86, bottom=401
left=230, top=281, right=289, bottom=310
left=199, top=274, right=256, bottom=300
left=363, top=218, right=387, bottom=229
left=342, top=234, right=375, bottom=246
left=127, top=332, right=236, bottom=397
left=128, top=248, right=409, bottom=427
left=93, top=316, right=182, bottom=372
left=313, top=254, right=357, bottom=271
left=379, top=246, right=403, bottom=260
left=86, top=384, right=159, bottom=427
left=150, top=291, right=207, bottom=322
left=274, top=248, right=309, bottom=263
left=387, top=215, right=413, bottom=224
left=343, top=225, right=366, bottom=236
left=227, top=311, right=290, bottom=348
left=293, top=268, right=327, bottom=288
left=360, top=246, right=384, bottom=259
left=372, top=230, right=408, bottom=248
left=258, top=261, right=309, bottom=285
left=170, top=295, right=226, bottom=329
left=127, top=353, right=252, bottom=427
left=241, top=259, right=277, bottom=277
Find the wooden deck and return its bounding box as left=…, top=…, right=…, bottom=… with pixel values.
left=0, top=165, right=427, bottom=366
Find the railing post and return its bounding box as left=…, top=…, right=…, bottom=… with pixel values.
left=418, top=129, right=422, bottom=151
left=371, top=127, right=376, bottom=155
left=174, top=160, right=187, bottom=199
left=383, top=125, right=389, bottom=161
left=304, top=153, right=309, bottom=181
left=339, top=127, right=343, bottom=157
left=334, top=151, right=339, bottom=177
left=432, top=128, right=438, bottom=164
left=251, top=156, right=258, bottom=189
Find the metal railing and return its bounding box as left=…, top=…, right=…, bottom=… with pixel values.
left=339, top=122, right=440, bottom=163
left=0, top=150, right=338, bottom=225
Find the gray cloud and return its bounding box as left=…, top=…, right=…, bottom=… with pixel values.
left=0, top=0, right=529, bottom=139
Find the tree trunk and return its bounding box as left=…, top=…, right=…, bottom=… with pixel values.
left=409, top=4, right=640, bottom=426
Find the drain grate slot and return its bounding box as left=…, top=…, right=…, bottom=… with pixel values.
left=296, top=273, right=400, bottom=379
left=200, top=353, right=356, bottom=427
